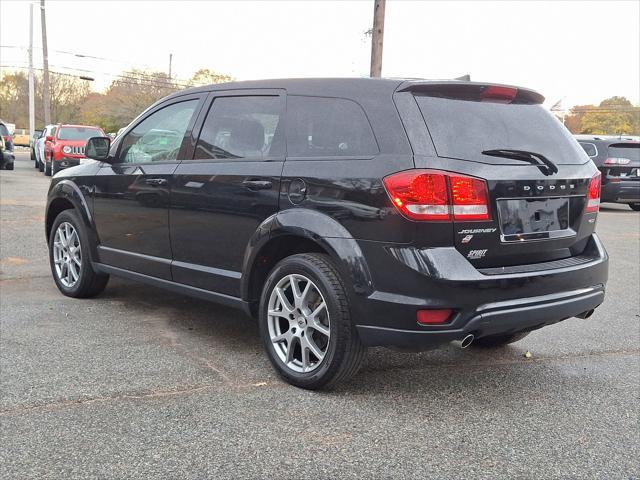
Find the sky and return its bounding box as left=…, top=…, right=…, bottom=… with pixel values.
left=1, top=0, right=639, bottom=110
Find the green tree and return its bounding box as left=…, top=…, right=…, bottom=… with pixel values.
left=188, top=68, right=233, bottom=87
left=566, top=96, right=639, bottom=135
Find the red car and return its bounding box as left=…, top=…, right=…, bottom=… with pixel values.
left=43, top=124, right=105, bottom=176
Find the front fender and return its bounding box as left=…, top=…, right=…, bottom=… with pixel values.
left=241, top=208, right=374, bottom=302
left=46, top=179, right=99, bottom=262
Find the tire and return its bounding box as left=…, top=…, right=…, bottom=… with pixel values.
left=44, top=161, right=52, bottom=176
left=48, top=209, right=109, bottom=298
left=630, top=203, right=640, bottom=212
left=473, top=331, right=530, bottom=348
left=52, top=162, right=60, bottom=176
left=5, top=162, right=14, bottom=170
left=259, top=253, right=366, bottom=389
left=31, top=150, right=36, bottom=161
left=38, top=159, right=44, bottom=172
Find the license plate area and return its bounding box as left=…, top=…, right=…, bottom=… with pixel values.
left=497, top=197, right=574, bottom=242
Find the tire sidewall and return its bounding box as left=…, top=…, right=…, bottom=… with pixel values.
left=48, top=209, right=93, bottom=297
left=259, top=255, right=351, bottom=388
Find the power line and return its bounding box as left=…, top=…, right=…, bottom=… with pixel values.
left=1, top=64, right=196, bottom=90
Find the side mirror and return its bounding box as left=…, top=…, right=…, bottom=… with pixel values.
left=85, top=136, right=111, bottom=161
left=45, top=135, right=53, bottom=142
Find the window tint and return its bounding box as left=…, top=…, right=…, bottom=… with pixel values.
left=120, top=100, right=197, bottom=163
left=287, top=96, right=378, bottom=158
left=195, top=96, right=283, bottom=160
left=58, top=127, right=103, bottom=141
left=414, top=95, right=587, bottom=165
left=578, top=142, right=597, bottom=157
left=608, top=144, right=640, bottom=162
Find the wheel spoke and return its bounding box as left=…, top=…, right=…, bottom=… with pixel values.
left=304, top=336, right=324, bottom=362
left=285, top=336, right=298, bottom=364
left=311, top=320, right=330, bottom=337
left=69, top=263, right=79, bottom=282
left=310, top=301, right=326, bottom=320
left=275, top=286, right=294, bottom=313
left=268, top=309, right=290, bottom=319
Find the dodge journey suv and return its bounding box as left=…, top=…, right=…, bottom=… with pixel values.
left=45, top=78, right=609, bottom=389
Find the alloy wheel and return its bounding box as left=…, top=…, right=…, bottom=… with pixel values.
left=267, top=274, right=331, bottom=373
left=53, top=222, right=82, bottom=288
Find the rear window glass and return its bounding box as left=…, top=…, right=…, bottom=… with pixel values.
left=578, top=142, right=598, bottom=157
left=414, top=95, right=587, bottom=165
left=58, top=127, right=103, bottom=141
left=287, top=96, right=378, bottom=158
left=608, top=144, right=640, bottom=162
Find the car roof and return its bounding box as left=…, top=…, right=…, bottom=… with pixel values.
left=161, top=77, right=543, bottom=102
left=575, top=134, right=640, bottom=143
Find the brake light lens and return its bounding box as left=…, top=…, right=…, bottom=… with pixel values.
left=417, top=309, right=453, bottom=325
left=384, top=170, right=490, bottom=221
left=481, top=85, right=518, bottom=103
left=449, top=175, right=490, bottom=220
left=603, top=157, right=630, bottom=165
left=586, top=171, right=601, bottom=213
left=383, top=170, right=449, bottom=220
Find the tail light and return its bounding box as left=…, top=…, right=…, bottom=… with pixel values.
left=383, top=169, right=490, bottom=221
left=449, top=175, right=490, bottom=220
left=586, top=171, right=601, bottom=213
left=604, top=157, right=630, bottom=165
left=2, top=135, right=10, bottom=143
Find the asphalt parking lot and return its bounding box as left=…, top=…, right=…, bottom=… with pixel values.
left=1, top=151, right=638, bottom=479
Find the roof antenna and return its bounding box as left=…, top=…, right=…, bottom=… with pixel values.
left=455, top=74, right=471, bottom=81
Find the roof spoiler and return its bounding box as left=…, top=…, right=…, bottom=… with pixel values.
left=396, top=80, right=545, bottom=105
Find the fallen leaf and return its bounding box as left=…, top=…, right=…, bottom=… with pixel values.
left=524, top=351, right=533, bottom=358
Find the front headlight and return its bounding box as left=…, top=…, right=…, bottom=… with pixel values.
left=62, top=145, right=72, bottom=154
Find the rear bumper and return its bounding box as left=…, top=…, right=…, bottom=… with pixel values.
left=601, top=180, right=640, bottom=203
left=357, top=286, right=604, bottom=349
left=352, top=234, right=608, bottom=350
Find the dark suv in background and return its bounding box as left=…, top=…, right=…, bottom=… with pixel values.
left=576, top=135, right=640, bottom=211
left=45, top=79, right=608, bottom=389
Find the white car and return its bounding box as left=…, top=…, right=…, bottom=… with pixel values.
left=36, top=125, right=56, bottom=171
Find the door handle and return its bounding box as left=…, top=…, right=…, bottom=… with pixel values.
left=242, top=179, right=273, bottom=190
left=145, top=178, right=168, bottom=186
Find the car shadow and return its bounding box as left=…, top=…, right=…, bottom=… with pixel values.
left=99, top=277, right=562, bottom=395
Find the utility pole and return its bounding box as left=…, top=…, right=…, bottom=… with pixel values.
left=28, top=3, right=35, bottom=138
left=369, top=0, right=386, bottom=78
left=40, top=0, right=51, bottom=125
left=168, top=53, right=173, bottom=80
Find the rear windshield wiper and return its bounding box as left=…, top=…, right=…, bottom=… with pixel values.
left=482, top=149, right=559, bottom=175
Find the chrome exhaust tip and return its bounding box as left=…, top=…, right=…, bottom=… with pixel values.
left=451, top=334, right=475, bottom=349
left=576, top=309, right=595, bottom=319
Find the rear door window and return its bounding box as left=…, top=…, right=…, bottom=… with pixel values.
left=286, top=96, right=378, bottom=158
left=414, top=95, right=587, bottom=165
left=194, top=96, right=284, bottom=160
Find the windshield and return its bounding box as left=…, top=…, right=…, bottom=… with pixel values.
left=608, top=144, right=640, bottom=163
left=414, top=95, right=588, bottom=165
left=58, top=127, right=103, bottom=141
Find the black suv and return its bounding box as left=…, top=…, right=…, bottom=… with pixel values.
left=575, top=135, right=640, bottom=211
left=45, top=79, right=608, bottom=389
